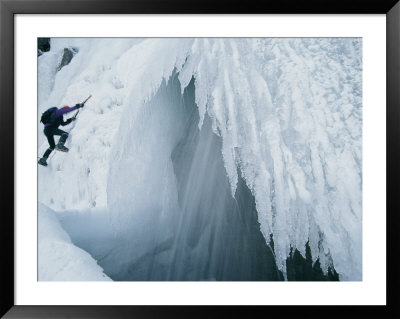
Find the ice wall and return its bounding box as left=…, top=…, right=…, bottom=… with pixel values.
left=38, top=38, right=144, bottom=209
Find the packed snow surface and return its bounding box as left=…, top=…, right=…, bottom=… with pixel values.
left=38, top=203, right=111, bottom=281
left=38, top=38, right=362, bottom=280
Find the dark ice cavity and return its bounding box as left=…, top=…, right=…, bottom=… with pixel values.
left=62, top=73, right=281, bottom=281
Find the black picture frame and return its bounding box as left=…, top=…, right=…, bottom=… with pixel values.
left=1, top=0, right=399, bottom=318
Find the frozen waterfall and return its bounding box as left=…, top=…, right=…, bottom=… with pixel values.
left=38, top=38, right=362, bottom=281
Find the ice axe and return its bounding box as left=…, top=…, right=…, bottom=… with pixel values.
left=71, top=95, right=92, bottom=121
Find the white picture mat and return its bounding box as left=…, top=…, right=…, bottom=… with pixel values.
left=15, top=14, right=386, bottom=305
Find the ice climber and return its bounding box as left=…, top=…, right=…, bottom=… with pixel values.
left=38, top=103, right=84, bottom=166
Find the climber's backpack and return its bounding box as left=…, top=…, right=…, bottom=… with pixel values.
left=40, top=107, right=57, bottom=124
